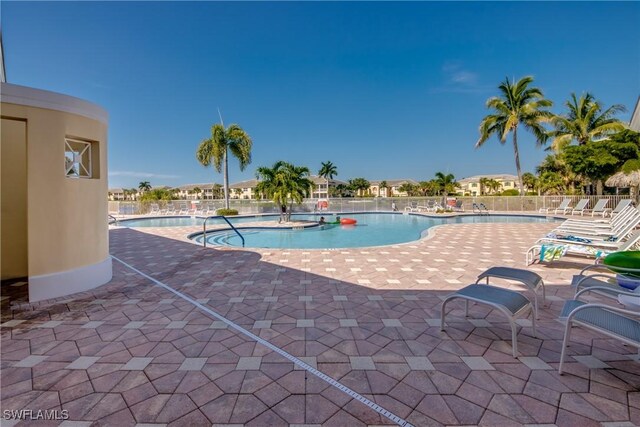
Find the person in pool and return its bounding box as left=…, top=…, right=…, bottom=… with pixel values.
left=319, top=216, right=326, bottom=225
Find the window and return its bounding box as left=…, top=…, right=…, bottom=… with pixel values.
left=65, top=137, right=93, bottom=178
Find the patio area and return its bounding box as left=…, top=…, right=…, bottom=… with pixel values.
left=1, top=221, right=639, bottom=426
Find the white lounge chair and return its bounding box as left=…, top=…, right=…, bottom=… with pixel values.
left=148, top=204, right=161, bottom=216
left=558, top=204, right=636, bottom=229
left=570, top=199, right=589, bottom=216
left=404, top=201, right=420, bottom=213
left=608, top=199, right=634, bottom=217
left=177, top=203, right=189, bottom=215
left=583, top=199, right=609, bottom=217
left=526, top=229, right=640, bottom=265
left=554, top=210, right=640, bottom=241
left=539, top=198, right=572, bottom=214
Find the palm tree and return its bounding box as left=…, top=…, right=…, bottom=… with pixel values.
left=549, top=93, right=627, bottom=151
left=379, top=180, right=388, bottom=197
left=138, top=181, right=151, bottom=193
left=348, top=178, right=371, bottom=197
left=318, top=161, right=338, bottom=199
left=478, top=177, right=489, bottom=196
left=521, top=172, right=538, bottom=195
left=193, top=187, right=202, bottom=200
left=434, top=172, right=457, bottom=195
left=487, top=179, right=502, bottom=194
left=476, top=76, right=553, bottom=195
left=196, top=123, right=252, bottom=210
left=256, top=161, right=313, bottom=222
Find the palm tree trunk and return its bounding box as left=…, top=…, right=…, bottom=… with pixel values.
left=512, top=128, right=524, bottom=196
left=596, top=180, right=603, bottom=196
left=223, top=149, right=230, bottom=210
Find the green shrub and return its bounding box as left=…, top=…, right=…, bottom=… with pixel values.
left=501, top=189, right=520, bottom=196
left=216, top=208, right=239, bottom=216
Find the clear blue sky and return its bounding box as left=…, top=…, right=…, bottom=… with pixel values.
left=3, top=2, right=639, bottom=189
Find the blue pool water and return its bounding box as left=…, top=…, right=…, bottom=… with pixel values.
left=189, top=213, right=558, bottom=249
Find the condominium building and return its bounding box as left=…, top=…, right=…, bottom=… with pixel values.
left=368, top=179, right=419, bottom=197
left=174, top=183, right=221, bottom=200
left=457, top=174, right=519, bottom=196
left=229, top=179, right=260, bottom=199
left=310, top=175, right=347, bottom=199
left=108, top=188, right=127, bottom=201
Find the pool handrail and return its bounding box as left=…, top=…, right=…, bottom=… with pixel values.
left=203, top=215, right=245, bottom=248
left=108, top=214, right=118, bottom=225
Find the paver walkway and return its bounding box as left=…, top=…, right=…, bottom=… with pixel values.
left=1, top=221, right=639, bottom=426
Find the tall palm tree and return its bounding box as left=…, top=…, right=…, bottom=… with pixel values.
left=476, top=76, right=553, bottom=195
left=196, top=123, right=252, bottom=209
left=478, top=177, right=489, bottom=196
left=549, top=93, right=626, bottom=151
left=487, top=179, right=502, bottom=194
left=434, top=172, right=457, bottom=196
left=138, top=181, right=151, bottom=193
left=521, top=172, right=538, bottom=195
left=379, top=180, right=388, bottom=197
left=256, top=161, right=313, bottom=222
left=318, top=161, right=338, bottom=198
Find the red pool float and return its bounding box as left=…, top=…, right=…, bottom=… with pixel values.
left=340, top=218, right=357, bottom=225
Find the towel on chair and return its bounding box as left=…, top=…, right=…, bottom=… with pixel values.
left=540, top=244, right=567, bottom=262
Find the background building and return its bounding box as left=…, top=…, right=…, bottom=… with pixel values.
left=457, top=174, right=519, bottom=196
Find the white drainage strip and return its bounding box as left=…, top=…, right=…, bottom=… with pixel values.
left=112, top=255, right=413, bottom=427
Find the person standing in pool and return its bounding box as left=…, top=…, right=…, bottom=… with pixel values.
left=319, top=216, right=326, bottom=225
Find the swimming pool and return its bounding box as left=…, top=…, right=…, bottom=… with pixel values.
left=190, top=213, right=559, bottom=249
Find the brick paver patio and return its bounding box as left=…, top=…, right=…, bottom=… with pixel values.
left=1, top=219, right=639, bottom=426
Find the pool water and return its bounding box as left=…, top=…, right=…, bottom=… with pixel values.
left=190, top=213, right=558, bottom=249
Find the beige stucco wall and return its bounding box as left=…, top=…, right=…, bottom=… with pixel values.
left=1, top=83, right=111, bottom=301
left=1, top=118, right=28, bottom=279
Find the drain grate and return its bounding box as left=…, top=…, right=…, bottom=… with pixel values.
left=112, top=255, right=414, bottom=427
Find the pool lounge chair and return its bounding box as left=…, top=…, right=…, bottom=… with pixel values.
left=554, top=206, right=640, bottom=235
left=452, top=200, right=464, bottom=212
left=558, top=204, right=636, bottom=229
left=609, top=199, right=634, bottom=217
left=148, top=204, right=161, bottom=215
left=570, top=199, right=589, bottom=216
left=583, top=199, right=609, bottom=217
left=526, top=229, right=640, bottom=265
left=558, top=299, right=640, bottom=375
left=404, top=201, right=420, bottom=213
left=554, top=211, right=640, bottom=242
left=416, top=200, right=441, bottom=212
left=177, top=203, right=189, bottom=215
left=539, top=198, right=572, bottom=215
